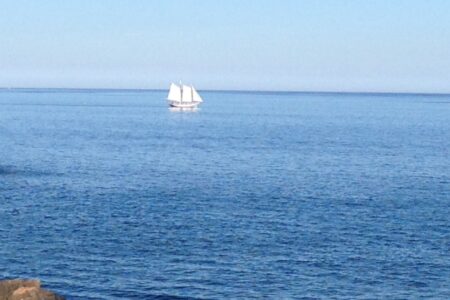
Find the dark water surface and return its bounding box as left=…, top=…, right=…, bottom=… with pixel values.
left=0, top=89, right=449, bottom=299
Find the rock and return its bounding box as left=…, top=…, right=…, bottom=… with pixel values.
left=0, top=279, right=64, bottom=300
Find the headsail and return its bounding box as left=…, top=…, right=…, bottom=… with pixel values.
left=192, top=86, right=203, bottom=102
left=181, top=85, right=193, bottom=102
left=167, top=83, right=181, bottom=101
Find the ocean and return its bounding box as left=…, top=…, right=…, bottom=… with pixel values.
left=0, top=89, right=449, bottom=299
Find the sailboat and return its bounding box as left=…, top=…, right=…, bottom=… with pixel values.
left=167, top=83, right=203, bottom=108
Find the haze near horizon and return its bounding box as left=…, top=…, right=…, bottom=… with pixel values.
left=0, top=0, right=449, bottom=93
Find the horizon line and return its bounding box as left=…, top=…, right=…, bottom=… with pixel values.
left=0, top=86, right=450, bottom=97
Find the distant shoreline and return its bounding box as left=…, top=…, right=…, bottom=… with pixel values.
left=0, top=87, right=449, bottom=97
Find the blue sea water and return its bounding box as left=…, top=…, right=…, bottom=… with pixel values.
left=0, top=89, right=449, bottom=299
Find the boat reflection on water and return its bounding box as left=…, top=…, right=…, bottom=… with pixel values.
left=169, top=107, right=199, bottom=112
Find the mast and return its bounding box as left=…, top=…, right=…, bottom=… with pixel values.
left=180, top=81, right=183, bottom=102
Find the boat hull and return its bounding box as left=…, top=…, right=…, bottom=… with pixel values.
left=169, top=101, right=201, bottom=108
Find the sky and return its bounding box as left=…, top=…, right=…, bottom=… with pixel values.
left=0, top=0, right=449, bottom=92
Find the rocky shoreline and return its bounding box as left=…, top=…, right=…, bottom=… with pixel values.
left=0, top=279, right=64, bottom=300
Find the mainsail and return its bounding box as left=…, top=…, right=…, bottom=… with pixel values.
left=181, top=85, right=193, bottom=102
left=167, top=83, right=181, bottom=101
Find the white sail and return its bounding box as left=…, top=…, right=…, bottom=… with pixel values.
left=192, top=86, right=203, bottom=102
left=166, top=82, right=203, bottom=108
left=181, top=85, right=193, bottom=102
left=167, top=83, right=181, bottom=101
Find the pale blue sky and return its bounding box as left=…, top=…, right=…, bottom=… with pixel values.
left=0, top=0, right=449, bottom=92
